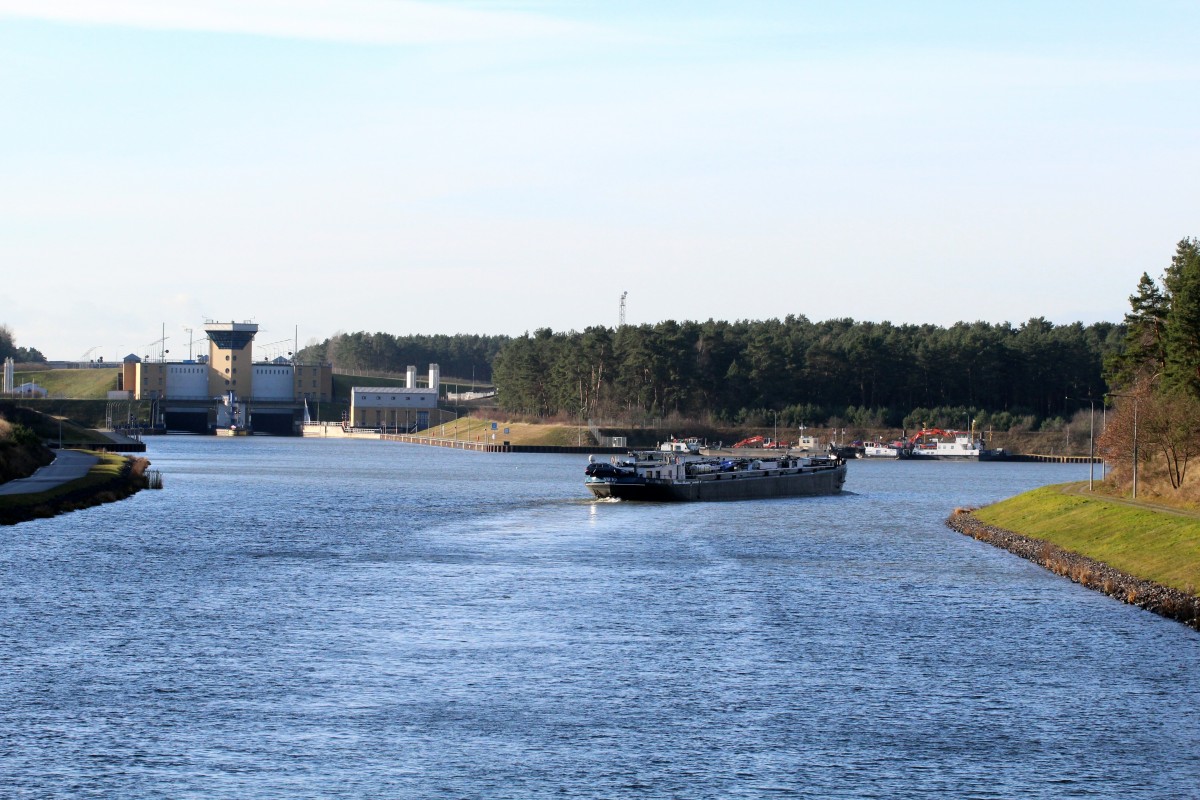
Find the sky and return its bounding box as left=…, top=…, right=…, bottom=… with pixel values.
left=2, top=0, right=1198, bottom=361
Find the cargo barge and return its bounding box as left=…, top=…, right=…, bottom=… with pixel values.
left=584, top=439, right=847, bottom=501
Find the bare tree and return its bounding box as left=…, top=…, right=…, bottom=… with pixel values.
left=1098, top=380, right=1152, bottom=488
left=1141, top=389, right=1200, bottom=489
left=1100, top=376, right=1200, bottom=492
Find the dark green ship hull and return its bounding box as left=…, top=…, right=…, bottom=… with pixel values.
left=586, top=461, right=846, bottom=502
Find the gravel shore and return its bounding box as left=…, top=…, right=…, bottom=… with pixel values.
left=947, top=510, right=1200, bottom=632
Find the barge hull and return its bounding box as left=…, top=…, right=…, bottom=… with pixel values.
left=587, top=464, right=846, bottom=502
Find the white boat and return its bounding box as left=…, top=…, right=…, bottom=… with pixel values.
left=864, top=441, right=902, bottom=460
left=908, top=429, right=1004, bottom=460
left=660, top=437, right=704, bottom=454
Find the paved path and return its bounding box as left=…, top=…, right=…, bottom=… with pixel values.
left=1058, top=481, right=1200, bottom=520
left=0, top=450, right=100, bottom=496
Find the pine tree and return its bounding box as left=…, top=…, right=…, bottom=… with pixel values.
left=1163, top=238, right=1200, bottom=396
left=1105, top=272, right=1168, bottom=388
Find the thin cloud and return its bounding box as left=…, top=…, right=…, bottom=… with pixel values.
left=0, top=0, right=583, bottom=44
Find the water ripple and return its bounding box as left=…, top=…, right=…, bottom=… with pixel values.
left=0, top=441, right=1196, bottom=798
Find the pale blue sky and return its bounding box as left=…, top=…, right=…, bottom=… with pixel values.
left=2, top=1, right=1197, bottom=360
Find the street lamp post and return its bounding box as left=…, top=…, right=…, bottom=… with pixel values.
left=1066, top=396, right=1099, bottom=491
left=1132, top=401, right=1139, bottom=499
left=1087, top=400, right=1095, bottom=491
left=1105, top=393, right=1138, bottom=499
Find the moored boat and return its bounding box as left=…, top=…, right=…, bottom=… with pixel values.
left=214, top=426, right=252, bottom=437
left=861, top=440, right=910, bottom=458
left=907, top=429, right=1004, bottom=460
left=584, top=444, right=847, bottom=501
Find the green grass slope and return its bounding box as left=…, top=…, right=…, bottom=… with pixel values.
left=974, top=486, right=1200, bottom=593
left=15, top=369, right=119, bottom=399
left=0, top=452, right=150, bottom=524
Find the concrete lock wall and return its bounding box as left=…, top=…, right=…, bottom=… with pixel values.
left=252, top=365, right=295, bottom=400
left=166, top=364, right=208, bottom=399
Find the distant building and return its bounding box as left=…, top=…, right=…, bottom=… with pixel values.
left=349, top=364, right=440, bottom=429
left=14, top=381, right=48, bottom=398
left=119, top=320, right=333, bottom=433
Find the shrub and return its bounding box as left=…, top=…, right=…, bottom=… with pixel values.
left=10, top=423, right=41, bottom=447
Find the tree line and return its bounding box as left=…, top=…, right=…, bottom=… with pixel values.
left=492, top=316, right=1122, bottom=429
left=1100, top=237, right=1200, bottom=491
left=296, top=331, right=507, bottom=384
left=292, top=239, right=1200, bottom=453
left=0, top=325, right=46, bottom=363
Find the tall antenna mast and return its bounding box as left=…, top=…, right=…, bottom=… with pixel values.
left=619, top=291, right=627, bottom=327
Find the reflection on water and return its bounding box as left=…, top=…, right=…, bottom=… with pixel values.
left=1, top=438, right=1197, bottom=798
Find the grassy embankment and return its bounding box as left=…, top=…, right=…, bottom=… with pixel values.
left=0, top=404, right=154, bottom=524
left=0, top=400, right=113, bottom=445
left=0, top=417, right=54, bottom=482
left=334, top=374, right=575, bottom=445
left=973, top=485, right=1200, bottom=595
left=9, top=369, right=121, bottom=435
left=15, top=368, right=118, bottom=397
left=0, top=452, right=154, bottom=525
left=418, top=416, right=591, bottom=447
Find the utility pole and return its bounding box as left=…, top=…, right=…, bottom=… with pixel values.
left=1105, top=393, right=1138, bottom=498
left=1066, top=396, right=1100, bottom=491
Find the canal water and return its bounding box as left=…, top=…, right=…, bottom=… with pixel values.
left=1, top=437, right=1197, bottom=798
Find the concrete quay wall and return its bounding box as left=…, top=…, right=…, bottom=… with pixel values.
left=380, top=433, right=625, bottom=454
left=300, top=423, right=381, bottom=440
